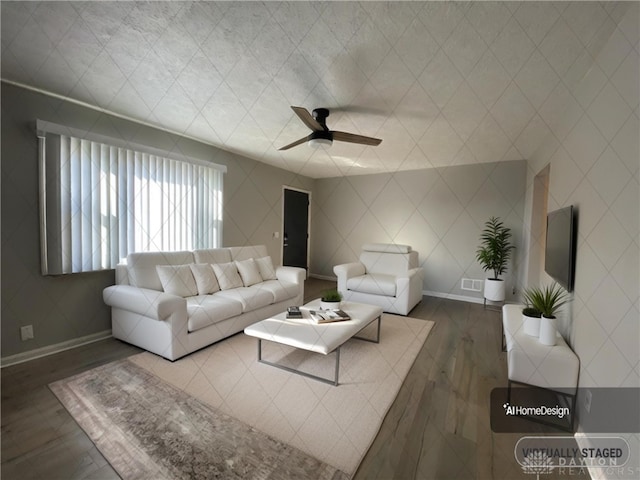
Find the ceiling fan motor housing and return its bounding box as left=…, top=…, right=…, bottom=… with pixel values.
left=278, top=106, right=381, bottom=150
left=312, top=108, right=330, bottom=129
left=309, top=130, right=333, bottom=141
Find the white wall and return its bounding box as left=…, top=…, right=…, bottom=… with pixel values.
left=0, top=83, right=313, bottom=359
left=310, top=159, right=527, bottom=302
left=522, top=3, right=638, bottom=475
left=525, top=0, right=638, bottom=389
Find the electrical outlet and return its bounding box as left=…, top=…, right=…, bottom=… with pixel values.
left=584, top=389, right=592, bottom=413
left=20, top=325, right=34, bottom=341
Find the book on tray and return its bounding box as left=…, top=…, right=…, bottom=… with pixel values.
left=309, top=309, right=351, bottom=323
left=286, top=306, right=303, bottom=319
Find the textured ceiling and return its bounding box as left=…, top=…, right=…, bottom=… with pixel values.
left=0, top=1, right=627, bottom=178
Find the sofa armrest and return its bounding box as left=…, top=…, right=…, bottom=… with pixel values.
left=103, top=285, right=186, bottom=321
left=276, top=266, right=306, bottom=285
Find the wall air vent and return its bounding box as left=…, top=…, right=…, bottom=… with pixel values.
left=461, top=278, right=483, bottom=292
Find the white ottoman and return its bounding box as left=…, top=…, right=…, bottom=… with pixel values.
left=244, top=299, right=383, bottom=385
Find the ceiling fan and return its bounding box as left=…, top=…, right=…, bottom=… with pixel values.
left=278, top=106, right=382, bottom=151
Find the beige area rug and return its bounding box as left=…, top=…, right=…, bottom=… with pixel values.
left=51, top=314, right=433, bottom=479
left=132, top=314, right=433, bottom=476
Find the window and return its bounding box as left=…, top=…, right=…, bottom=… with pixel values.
left=38, top=121, right=224, bottom=274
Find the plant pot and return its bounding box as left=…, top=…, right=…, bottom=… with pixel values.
left=539, top=315, right=557, bottom=346
left=320, top=300, right=341, bottom=310
left=522, top=313, right=541, bottom=337
left=484, top=278, right=505, bottom=302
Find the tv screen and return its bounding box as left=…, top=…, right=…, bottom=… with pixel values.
left=545, top=205, right=576, bottom=292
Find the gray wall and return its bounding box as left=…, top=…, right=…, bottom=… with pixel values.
left=310, top=159, right=527, bottom=302
left=1, top=82, right=313, bottom=359
left=522, top=2, right=638, bottom=447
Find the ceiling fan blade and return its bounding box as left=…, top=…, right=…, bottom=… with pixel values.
left=332, top=131, right=382, bottom=146
left=278, top=135, right=310, bottom=151
left=291, top=106, right=323, bottom=131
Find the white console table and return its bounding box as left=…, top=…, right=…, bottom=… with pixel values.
left=502, top=304, right=580, bottom=431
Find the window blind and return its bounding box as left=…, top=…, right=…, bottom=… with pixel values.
left=38, top=125, right=224, bottom=274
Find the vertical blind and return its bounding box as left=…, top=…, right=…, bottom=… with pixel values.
left=39, top=128, right=223, bottom=274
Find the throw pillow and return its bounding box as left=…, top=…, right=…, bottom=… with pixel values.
left=235, top=258, right=262, bottom=287
left=189, top=263, right=220, bottom=295
left=156, top=264, right=198, bottom=297
left=212, top=262, right=243, bottom=290
left=255, top=256, right=277, bottom=280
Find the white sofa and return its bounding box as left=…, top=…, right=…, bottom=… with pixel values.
left=333, top=243, right=423, bottom=316
left=103, top=245, right=305, bottom=361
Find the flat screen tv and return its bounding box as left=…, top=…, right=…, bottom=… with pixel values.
left=545, top=205, right=576, bottom=292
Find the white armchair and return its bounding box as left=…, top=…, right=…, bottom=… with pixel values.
left=333, top=243, right=423, bottom=315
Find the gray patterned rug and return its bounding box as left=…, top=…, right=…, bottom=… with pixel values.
left=50, top=359, right=347, bottom=480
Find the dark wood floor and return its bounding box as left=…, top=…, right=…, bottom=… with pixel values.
left=1, top=278, right=587, bottom=479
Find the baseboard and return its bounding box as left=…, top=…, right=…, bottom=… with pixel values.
left=1, top=330, right=113, bottom=368
left=309, top=273, right=337, bottom=282
left=573, top=432, right=606, bottom=479
left=423, top=290, right=486, bottom=304
left=308, top=283, right=494, bottom=305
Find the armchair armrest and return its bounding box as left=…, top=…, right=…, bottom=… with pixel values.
left=396, top=267, right=424, bottom=311
left=276, top=266, right=306, bottom=285
left=334, top=262, right=365, bottom=293
left=103, top=285, right=186, bottom=321
left=407, top=267, right=423, bottom=279
left=396, top=267, right=424, bottom=286
left=333, top=262, right=365, bottom=279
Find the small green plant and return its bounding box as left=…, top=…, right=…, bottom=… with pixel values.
left=522, top=284, right=570, bottom=318
left=522, top=306, right=542, bottom=318
left=476, top=216, right=515, bottom=280
left=321, top=288, right=342, bottom=302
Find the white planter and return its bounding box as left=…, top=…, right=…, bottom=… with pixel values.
left=539, top=315, right=557, bottom=346
left=320, top=300, right=341, bottom=310
left=522, top=314, right=541, bottom=337
left=484, top=278, right=505, bottom=302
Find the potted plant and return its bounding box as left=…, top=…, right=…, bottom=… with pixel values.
left=476, top=216, right=515, bottom=302
left=320, top=288, right=342, bottom=310
left=521, top=291, right=543, bottom=337
left=522, top=283, right=570, bottom=346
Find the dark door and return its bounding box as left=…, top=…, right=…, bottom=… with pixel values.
left=283, top=188, right=309, bottom=270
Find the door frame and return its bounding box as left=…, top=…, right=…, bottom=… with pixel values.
left=281, top=185, right=311, bottom=275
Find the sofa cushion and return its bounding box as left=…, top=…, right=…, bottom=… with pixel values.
left=235, top=258, right=262, bottom=287
left=255, top=256, right=277, bottom=280
left=257, top=280, right=299, bottom=303
left=212, top=262, right=243, bottom=290
left=156, top=264, right=198, bottom=297
left=189, top=263, right=220, bottom=295
left=186, top=295, right=243, bottom=332
left=193, top=248, right=232, bottom=265
left=215, top=286, right=273, bottom=312
left=347, top=273, right=397, bottom=297
left=128, top=251, right=195, bottom=290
